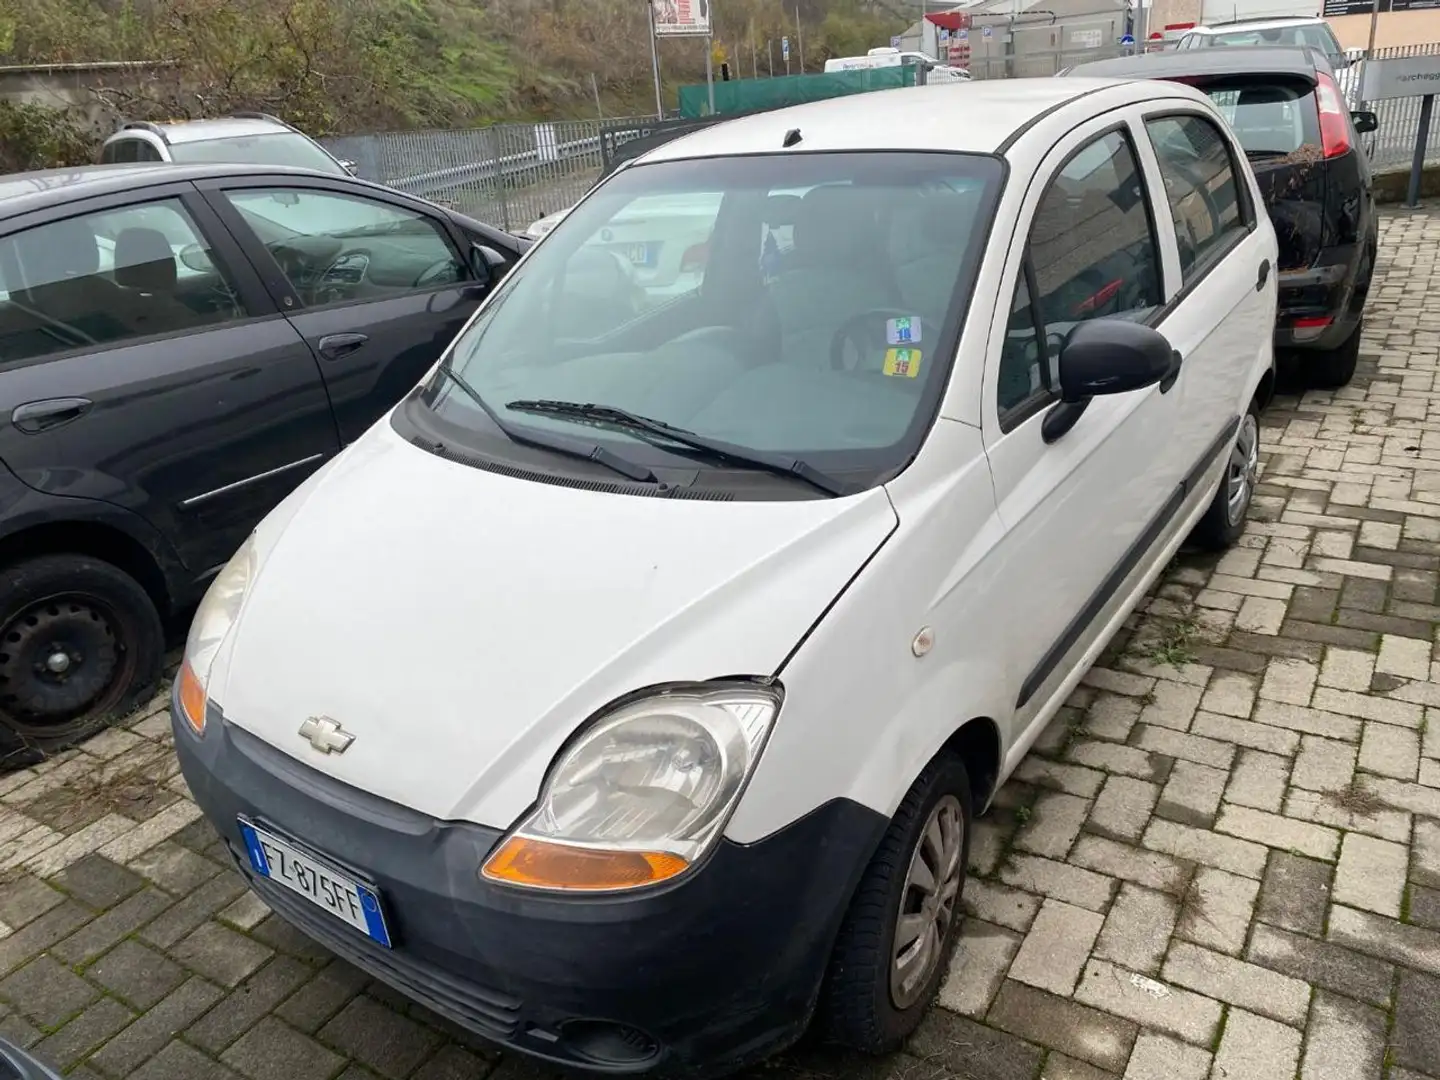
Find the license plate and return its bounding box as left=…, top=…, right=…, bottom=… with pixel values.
left=627, top=242, right=657, bottom=267
left=238, top=820, right=391, bottom=948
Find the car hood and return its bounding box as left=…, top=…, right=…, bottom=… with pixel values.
left=212, top=422, right=898, bottom=828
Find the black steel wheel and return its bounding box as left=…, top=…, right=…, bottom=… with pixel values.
left=0, top=555, right=163, bottom=765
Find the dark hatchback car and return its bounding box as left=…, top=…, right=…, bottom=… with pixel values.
left=1066, top=47, right=1378, bottom=389
left=0, top=163, right=525, bottom=762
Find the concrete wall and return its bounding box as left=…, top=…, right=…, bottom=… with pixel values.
left=0, top=62, right=171, bottom=135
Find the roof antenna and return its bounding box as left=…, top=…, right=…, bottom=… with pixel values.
left=783, top=127, right=803, bottom=148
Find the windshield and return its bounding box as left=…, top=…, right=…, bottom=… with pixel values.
left=422, top=152, right=1003, bottom=485
left=1204, top=83, right=1320, bottom=156
left=1207, top=24, right=1342, bottom=58
left=168, top=132, right=346, bottom=174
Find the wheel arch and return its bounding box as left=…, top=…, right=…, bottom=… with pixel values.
left=0, top=521, right=173, bottom=619
left=942, top=715, right=1003, bottom=813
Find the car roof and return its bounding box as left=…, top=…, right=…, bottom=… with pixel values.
left=0, top=162, right=370, bottom=219
left=1066, top=45, right=1330, bottom=83
left=638, top=78, right=1134, bottom=163
left=114, top=116, right=294, bottom=144
left=1191, top=17, right=1328, bottom=32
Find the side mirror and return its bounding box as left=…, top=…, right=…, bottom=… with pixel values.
left=340, top=159, right=360, bottom=176
left=468, top=243, right=509, bottom=287
left=1351, top=110, right=1379, bottom=134
left=1058, top=318, right=1176, bottom=403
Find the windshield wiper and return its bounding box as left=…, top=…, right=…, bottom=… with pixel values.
left=432, top=367, right=657, bottom=484
left=505, top=400, right=856, bottom=498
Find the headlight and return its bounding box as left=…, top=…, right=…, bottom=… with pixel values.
left=481, top=683, right=781, bottom=892
left=177, top=534, right=257, bottom=735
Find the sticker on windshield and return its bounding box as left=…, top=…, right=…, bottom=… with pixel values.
left=884, top=348, right=922, bottom=378
left=887, top=317, right=921, bottom=345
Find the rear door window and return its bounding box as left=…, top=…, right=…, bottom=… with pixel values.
left=1145, top=114, right=1248, bottom=282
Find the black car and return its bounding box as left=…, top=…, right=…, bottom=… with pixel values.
left=0, top=162, right=525, bottom=762
left=1065, top=46, right=1378, bottom=389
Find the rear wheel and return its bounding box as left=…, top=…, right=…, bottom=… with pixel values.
left=1309, top=319, right=1362, bottom=390
left=1192, top=405, right=1260, bottom=551
left=0, top=555, right=164, bottom=766
left=819, top=752, right=971, bottom=1053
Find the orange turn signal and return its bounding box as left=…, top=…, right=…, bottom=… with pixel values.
left=178, top=660, right=207, bottom=735
left=481, top=836, right=688, bottom=891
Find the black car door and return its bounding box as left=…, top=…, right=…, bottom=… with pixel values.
left=197, top=177, right=501, bottom=445
left=0, top=182, right=342, bottom=585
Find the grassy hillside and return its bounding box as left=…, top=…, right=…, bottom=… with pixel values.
left=1, top=0, right=910, bottom=133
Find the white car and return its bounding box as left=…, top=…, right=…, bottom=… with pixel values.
left=173, top=77, right=1276, bottom=1077
left=1175, top=17, right=1362, bottom=104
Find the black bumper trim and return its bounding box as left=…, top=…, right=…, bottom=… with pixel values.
left=173, top=691, right=888, bottom=1078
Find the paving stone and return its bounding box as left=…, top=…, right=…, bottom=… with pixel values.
left=1298, top=989, right=1387, bottom=1080
left=1008, top=899, right=1102, bottom=997
left=0, top=1012, right=40, bottom=1049
left=1132, top=726, right=1234, bottom=770
left=88, top=977, right=225, bottom=1077
left=1098, top=880, right=1179, bottom=977
left=1320, top=648, right=1375, bottom=691
left=1191, top=713, right=1298, bottom=757
left=1327, top=904, right=1440, bottom=975
left=187, top=955, right=312, bottom=1053
left=1176, top=867, right=1258, bottom=956
left=1067, top=835, right=1189, bottom=895
left=1138, top=680, right=1202, bottom=731
left=30, top=997, right=134, bottom=1071
left=1086, top=693, right=1143, bottom=741
left=1074, top=960, right=1221, bottom=1046
left=1252, top=700, right=1361, bottom=741
left=1391, top=967, right=1440, bottom=1075
left=1200, top=672, right=1258, bottom=719
left=1142, top=819, right=1266, bottom=878
left=86, top=938, right=185, bottom=1010
left=1215, top=803, right=1340, bottom=860
left=1236, top=595, right=1287, bottom=634
left=962, top=879, right=1040, bottom=933
left=998, top=854, right=1115, bottom=912
left=130, top=1039, right=243, bottom=1080
left=939, top=919, right=1019, bottom=1017
left=1258, top=657, right=1318, bottom=705
left=908, top=1006, right=1044, bottom=1080
left=411, top=1045, right=494, bottom=1080
left=1359, top=720, right=1422, bottom=780
left=51, top=887, right=173, bottom=964
left=51, top=855, right=143, bottom=909
left=126, top=841, right=222, bottom=896
left=1015, top=791, right=1090, bottom=860
left=1088, top=776, right=1158, bottom=842
left=1292, top=735, right=1358, bottom=791
left=0, top=955, right=99, bottom=1027
left=1154, top=761, right=1227, bottom=827
left=1162, top=938, right=1313, bottom=1026
left=222, top=1016, right=344, bottom=1080
left=1224, top=750, right=1288, bottom=812
left=139, top=873, right=248, bottom=949
left=1333, top=832, right=1408, bottom=917
left=1121, top=1032, right=1210, bottom=1080
left=320, top=994, right=445, bottom=1079
left=1040, top=1053, right=1112, bottom=1080
left=984, top=980, right=1136, bottom=1074
left=1412, top=884, right=1440, bottom=931
left=275, top=959, right=370, bottom=1034
left=1378, top=633, right=1434, bottom=679
left=1246, top=923, right=1393, bottom=1007
left=0, top=876, right=64, bottom=930
left=1012, top=760, right=1105, bottom=799
left=1313, top=686, right=1425, bottom=728
left=1418, top=818, right=1440, bottom=889
left=171, top=920, right=274, bottom=989
left=1210, top=1009, right=1302, bottom=1080
left=1067, top=740, right=1168, bottom=782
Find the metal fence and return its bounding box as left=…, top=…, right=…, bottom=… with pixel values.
left=322, top=117, right=650, bottom=234
left=321, top=40, right=1440, bottom=234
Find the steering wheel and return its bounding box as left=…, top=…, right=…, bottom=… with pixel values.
left=830, top=308, right=919, bottom=374
left=415, top=258, right=461, bottom=289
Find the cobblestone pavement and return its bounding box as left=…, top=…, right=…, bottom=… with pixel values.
left=0, top=210, right=1438, bottom=1080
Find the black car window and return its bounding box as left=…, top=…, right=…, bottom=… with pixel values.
left=1205, top=83, right=1321, bottom=157
left=136, top=141, right=165, bottom=162
left=997, top=128, right=1163, bottom=425
left=0, top=199, right=248, bottom=365
left=104, top=139, right=139, bottom=164
left=1145, top=114, right=1247, bottom=282
left=223, top=188, right=467, bottom=309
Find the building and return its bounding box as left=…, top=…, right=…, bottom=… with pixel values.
left=896, top=0, right=1135, bottom=79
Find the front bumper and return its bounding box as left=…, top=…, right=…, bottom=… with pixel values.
left=172, top=691, right=886, bottom=1078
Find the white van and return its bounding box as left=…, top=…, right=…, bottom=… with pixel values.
left=173, top=76, right=1275, bottom=1079
left=825, top=46, right=971, bottom=83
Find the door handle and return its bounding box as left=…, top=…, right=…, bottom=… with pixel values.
left=1256, top=260, right=1271, bottom=292
left=11, top=397, right=92, bottom=434
left=317, top=333, right=369, bottom=361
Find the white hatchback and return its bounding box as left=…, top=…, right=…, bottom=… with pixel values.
left=173, top=77, right=1277, bottom=1078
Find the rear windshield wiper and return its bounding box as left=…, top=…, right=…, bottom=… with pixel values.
left=505, top=399, right=857, bottom=498
left=432, top=367, right=657, bottom=484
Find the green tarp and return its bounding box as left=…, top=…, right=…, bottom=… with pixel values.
left=677, top=66, right=918, bottom=119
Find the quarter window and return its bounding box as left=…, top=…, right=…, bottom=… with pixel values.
left=222, top=188, right=466, bottom=309
left=1145, top=114, right=1246, bottom=281
left=997, top=129, right=1163, bottom=423
left=0, top=199, right=247, bottom=365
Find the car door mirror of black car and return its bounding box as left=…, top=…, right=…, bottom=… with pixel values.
left=468, top=244, right=510, bottom=288
left=1043, top=319, right=1179, bottom=444
left=1351, top=110, right=1379, bottom=135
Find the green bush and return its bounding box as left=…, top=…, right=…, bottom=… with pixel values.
left=0, top=101, right=97, bottom=173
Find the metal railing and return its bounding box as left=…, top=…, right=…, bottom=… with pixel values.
left=1356, top=43, right=1440, bottom=172
left=322, top=117, right=650, bottom=234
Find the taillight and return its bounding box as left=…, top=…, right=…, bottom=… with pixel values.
left=680, top=243, right=708, bottom=273
left=1315, top=72, right=1351, bottom=159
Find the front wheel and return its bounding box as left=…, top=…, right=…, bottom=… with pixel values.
left=0, top=554, right=164, bottom=766
left=1192, top=405, right=1260, bottom=551
left=818, top=752, right=971, bottom=1053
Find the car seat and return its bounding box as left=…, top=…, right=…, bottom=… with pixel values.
left=14, top=217, right=129, bottom=351
left=113, top=228, right=199, bottom=337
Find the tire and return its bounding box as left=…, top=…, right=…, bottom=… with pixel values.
left=818, top=752, right=972, bottom=1054
left=1191, top=405, right=1260, bottom=552
left=0, top=554, right=164, bottom=767
left=1309, top=319, right=1362, bottom=390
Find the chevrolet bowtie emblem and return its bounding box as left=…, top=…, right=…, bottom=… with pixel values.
left=298, top=716, right=354, bottom=755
